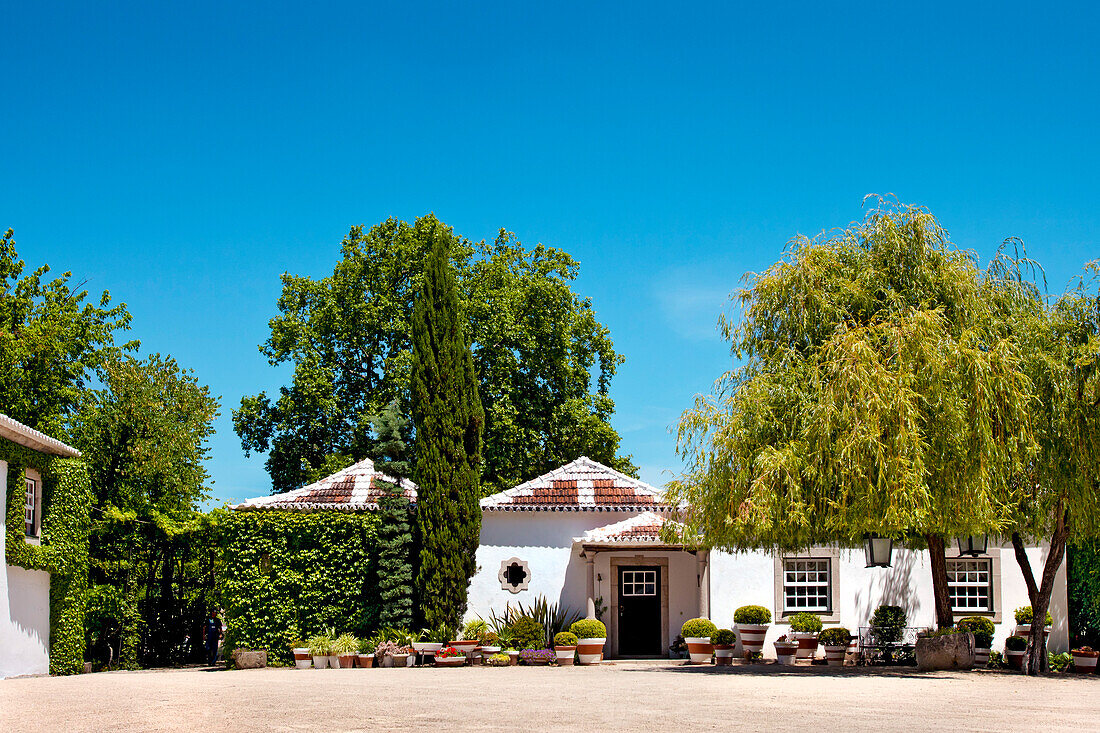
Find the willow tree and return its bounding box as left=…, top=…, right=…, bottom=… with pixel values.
left=666, top=199, right=1035, bottom=629
left=998, top=262, right=1100, bottom=674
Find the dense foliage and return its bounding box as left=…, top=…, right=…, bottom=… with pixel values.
left=410, top=219, right=484, bottom=630
left=3, top=439, right=92, bottom=675
left=372, top=402, right=414, bottom=630
left=818, top=627, right=851, bottom=646
left=1068, top=540, right=1100, bottom=647
left=569, top=619, right=607, bottom=639
left=957, top=616, right=995, bottom=649
left=681, top=618, right=718, bottom=638
left=217, top=510, right=381, bottom=664
left=233, top=215, right=634, bottom=495
left=733, top=605, right=772, bottom=625
left=787, top=612, right=823, bottom=633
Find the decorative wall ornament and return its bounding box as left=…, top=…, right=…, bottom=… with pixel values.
left=499, top=557, right=530, bottom=593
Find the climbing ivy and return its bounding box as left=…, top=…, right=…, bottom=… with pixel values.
left=3, top=436, right=92, bottom=675
left=217, top=509, right=381, bottom=664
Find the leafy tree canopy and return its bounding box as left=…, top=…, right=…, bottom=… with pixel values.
left=234, top=215, right=635, bottom=494
left=666, top=199, right=1038, bottom=550
left=0, top=228, right=135, bottom=437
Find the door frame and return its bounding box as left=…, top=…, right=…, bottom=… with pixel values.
left=609, top=555, right=669, bottom=658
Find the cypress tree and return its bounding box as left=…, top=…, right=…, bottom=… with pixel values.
left=410, top=215, right=484, bottom=631
left=373, top=400, right=414, bottom=629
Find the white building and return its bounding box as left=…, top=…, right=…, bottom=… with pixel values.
left=467, top=457, right=1069, bottom=656
left=1, top=414, right=82, bottom=679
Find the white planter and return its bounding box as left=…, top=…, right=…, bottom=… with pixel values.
left=554, top=647, right=576, bottom=666
left=735, top=624, right=770, bottom=655
left=576, top=637, right=606, bottom=665
left=293, top=648, right=311, bottom=669
left=381, top=654, right=394, bottom=668
left=412, top=642, right=443, bottom=654
left=327, top=654, right=340, bottom=669
left=823, top=645, right=846, bottom=666
left=684, top=637, right=714, bottom=664
left=392, top=654, right=409, bottom=667
left=311, top=654, right=328, bottom=669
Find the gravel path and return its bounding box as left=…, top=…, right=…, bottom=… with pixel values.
left=2, top=661, right=1098, bottom=732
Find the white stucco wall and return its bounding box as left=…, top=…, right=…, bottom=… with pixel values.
left=472, top=508, right=1069, bottom=657
left=1, top=458, right=53, bottom=678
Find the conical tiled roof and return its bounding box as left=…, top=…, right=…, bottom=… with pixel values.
left=233, top=458, right=416, bottom=512
left=480, top=457, right=675, bottom=512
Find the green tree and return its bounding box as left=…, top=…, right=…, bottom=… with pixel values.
left=73, top=354, right=220, bottom=667
left=372, top=400, right=414, bottom=629
left=996, top=261, right=1100, bottom=674
left=666, top=200, right=1036, bottom=629
left=0, top=228, right=135, bottom=438
left=233, top=218, right=633, bottom=494
left=410, top=217, right=484, bottom=631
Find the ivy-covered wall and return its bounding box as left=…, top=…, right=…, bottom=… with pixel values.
left=3, top=436, right=92, bottom=675
left=217, top=510, right=382, bottom=663
left=1069, top=540, right=1100, bottom=647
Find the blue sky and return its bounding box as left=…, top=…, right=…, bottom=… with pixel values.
left=5, top=1, right=1098, bottom=503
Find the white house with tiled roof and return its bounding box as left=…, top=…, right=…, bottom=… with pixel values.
left=234, top=458, right=417, bottom=512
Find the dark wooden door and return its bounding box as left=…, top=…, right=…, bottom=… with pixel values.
left=617, top=565, right=661, bottom=656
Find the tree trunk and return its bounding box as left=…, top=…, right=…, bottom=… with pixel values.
left=1010, top=508, right=1069, bottom=676
left=926, top=534, right=954, bottom=629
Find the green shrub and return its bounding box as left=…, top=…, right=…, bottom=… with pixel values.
left=554, top=632, right=578, bottom=646
left=870, top=605, right=907, bottom=643
left=1014, top=606, right=1053, bottom=626
left=819, top=627, right=851, bottom=646
left=462, top=618, right=488, bottom=641
left=570, top=619, right=607, bottom=639
left=681, top=618, right=718, bottom=638
left=712, top=628, right=737, bottom=646
left=509, top=616, right=545, bottom=650
left=333, top=634, right=359, bottom=654
left=357, top=637, right=377, bottom=654
left=1049, top=652, right=1072, bottom=672
left=787, top=612, right=823, bottom=633
left=1005, top=635, right=1027, bottom=651
left=485, top=653, right=510, bottom=666
left=733, top=605, right=772, bottom=625
left=957, top=616, right=995, bottom=649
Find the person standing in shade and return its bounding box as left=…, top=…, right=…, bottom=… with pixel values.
left=203, top=610, right=222, bottom=666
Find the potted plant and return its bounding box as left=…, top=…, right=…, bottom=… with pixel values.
left=485, top=652, right=510, bottom=667
left=773, top=635, right=798, bottom=665
left=788, top=612, right=823, bottom=661
left=291, top=640, right=311, bottom=669
left=333, top=633, right=359, bottom=669
left=392, top=645, right=412, bottom=668
left=374, top=640, right=403, bottom=667
left=307, top=634, right=332, bottom=669
left=712, top=629, right=737, bottom=666
left=357, top=637, right=376, bottom=668
left=1004, top=635, right=1027, bottom=670
left=414, top=623, right=449, bottom=663
left=570, top=619, right=607, bottom=665
left=681, top=618, right=718, bottom=664
left=956, top=617, right=994, bottom=667
left=733, top=605, right=772, bottom=657
left=1070, top=646, right=1098, bottom=673
left=479, top=631, right=502, bottom=662
left=1014, top=606, right=1053, bottom=639
left=819, top=627, right=851, bottom=666
left=519, top=648, right=554, bottom=666
left=553, top=632, right=578, bottom=666
left=434, top=646, right=467, bottom=667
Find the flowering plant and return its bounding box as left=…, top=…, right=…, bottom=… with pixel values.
left=519, top=648, right=554, bottom=664
left=374, top=640, right=410, bottom=657
left=435, top=646, right=466, bottom=659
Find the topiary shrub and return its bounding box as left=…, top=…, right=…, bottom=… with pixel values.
left=733, top=605, right=772, bottom=625
left=957, top=616, right=995, bottom=649
left=787, top=612, right=823, bottom=633
left=570, top=619, right=607, bottom=639
left=1014, top=606, right=1053, bottom=626
left=681, top=618, right=718, bottom=638
left=554, top=631, right=578, bottom=647
left=1005, top=635, right=1027, bottom=652
left=509, top=616, right=545, bottom=650
left=870, top=605, right=907, bottom=643
left=819, top=627, right=851, bottom=647
left=712, top=628, right=737, bottom=646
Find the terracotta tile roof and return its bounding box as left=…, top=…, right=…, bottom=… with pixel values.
left=481, top=457, right=675, bottom=512
left=575, top=511, right=684, bottom=544
left=233, top=458, right=417, bottom=512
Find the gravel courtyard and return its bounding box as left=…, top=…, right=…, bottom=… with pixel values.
left=2, top=661, right=1098, bottom=732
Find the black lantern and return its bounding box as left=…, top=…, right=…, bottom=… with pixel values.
left=956, top=534, right=988, bottom=557
left=864, top=533, right=893, bottom=568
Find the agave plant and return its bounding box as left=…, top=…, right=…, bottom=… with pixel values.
left=510, top=595, right=584, bottom=649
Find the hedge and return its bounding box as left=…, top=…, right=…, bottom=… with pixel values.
left=217, top=509, right=382, bottom=664
left=1069, top=540, right=1100, bottom=646
left=3, top=436, right=92, bottom=675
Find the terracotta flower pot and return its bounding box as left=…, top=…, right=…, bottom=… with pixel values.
left=823, top=645, right=846, bottom=666
left=292, top=648, right=311, bottom=669
left=357, top=653, right=374, bottom=668
left=506, top=650, right=519, bottom=666
left=337, top=653, right=357, bottom=669
left=1071, top=650, right=1099, bottom=673
left=713, top=644, right=735, bottom=666
left=554, top=646, right=576, bottom=666
left=391, top=653, right=409, bottom=668
left=774, top=641, right=798, bottom=665
left=576, top=638, right=606, bottom=665
left=792, top=633, right=819, bottom=661
left=684, top=637, right=714, bottom=664
left=735, top=624, right=770, bottom=656
left=1005, top=649, right=1026, bottom=670
left=435, top=655, right=465, bottom=667
left=450, top=640, right=478, bottom=664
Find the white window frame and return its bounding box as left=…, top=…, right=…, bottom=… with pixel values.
left=620, top=569, right=657, bottom=597
left=782, top=558, right=832, bottom=614
left=944, top=546, right=1002, bottom=622
left=774, top=547, right=841, bottom=623
left=24, top=468, right=42, bottom=543
left=947, top=558, right=994, bottom=614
